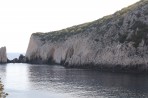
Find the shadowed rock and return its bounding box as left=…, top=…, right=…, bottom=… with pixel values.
left=7, top=54, right=26, bottom=63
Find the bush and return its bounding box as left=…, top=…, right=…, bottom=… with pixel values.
left=0, top=79, right=8, bottom=98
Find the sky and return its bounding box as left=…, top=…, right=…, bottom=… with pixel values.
left=0, top=0, right=140, bottom=53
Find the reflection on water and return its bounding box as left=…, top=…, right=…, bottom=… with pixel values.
left=5, top=64, right=29, bottom=90
left=0, top=63, right=148, bottom=98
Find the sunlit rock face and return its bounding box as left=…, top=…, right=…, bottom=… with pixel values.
left=0, top=47, right=7, bottom=63
left=26, top=0, right=148, bottom=71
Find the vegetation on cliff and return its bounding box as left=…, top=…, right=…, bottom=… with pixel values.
left=26, top=0, right=148, bottom=72
left=33, top=0, right=148, bottom=44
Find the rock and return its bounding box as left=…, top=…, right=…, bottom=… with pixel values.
left=18, top=54, right=26, bottom=63
left=12, top=58, right=19, bottom=63
left=26, top=0, right=148, bottom=72
left=7, top=54, right=26, bottom=63
left=7, top=59, right=11, bottom=63
left=0, top=47, right=7, bottom=63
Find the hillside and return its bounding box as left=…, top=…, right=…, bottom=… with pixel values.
left=26, top=0, right=148, bottom=72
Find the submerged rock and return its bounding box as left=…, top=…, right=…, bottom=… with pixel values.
left=26, top=0, right=148, bottom=72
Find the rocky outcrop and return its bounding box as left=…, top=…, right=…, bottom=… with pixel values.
left=0, top=47, right=7, bottom=63
left=7, top=54, right=26, bottom=63
left=26, top=0, right=148, bottom=72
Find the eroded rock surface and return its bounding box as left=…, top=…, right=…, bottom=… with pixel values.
left=0, top=47, right=7, bottom=63
left=26, top=0, right=148, bottom=72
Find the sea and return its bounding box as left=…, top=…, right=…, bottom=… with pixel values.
left=0, top=53, right=148, bottom=98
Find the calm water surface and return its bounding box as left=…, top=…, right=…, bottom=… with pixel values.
left=0, top=63, right=148, bottom=98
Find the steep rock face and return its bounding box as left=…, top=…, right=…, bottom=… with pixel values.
left=0, top=47, right=7, bottom=63
left=26, top=0, right=148, bottom=71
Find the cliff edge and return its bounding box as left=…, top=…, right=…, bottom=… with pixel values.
left=26, top=0, right=148, bottom=72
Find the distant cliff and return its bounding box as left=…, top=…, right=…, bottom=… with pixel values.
left=0, top=47, right=7, bottom=63
left=26, top=0, right=148, bottom=72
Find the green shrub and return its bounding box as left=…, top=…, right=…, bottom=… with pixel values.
left=0, top=79, right=8, bottom=98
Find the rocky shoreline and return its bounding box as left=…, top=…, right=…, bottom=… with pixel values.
left=1, top=0, right=148, bottom=74
left=7, top=54, right=26, bottom=63
left=0, top=49, right=148, bottom=73
left=24, top=0, right=148, bottom=73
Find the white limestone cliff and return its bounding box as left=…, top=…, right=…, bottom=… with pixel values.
left=26, top=0, right=148, bottom=71
left=0, top=47, right=7, bottom=63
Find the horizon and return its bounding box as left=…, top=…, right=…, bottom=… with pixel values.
left=0, top=0, right=139, bottom=53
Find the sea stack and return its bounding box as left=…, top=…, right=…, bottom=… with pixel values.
left=0, top=47, right=7, bottom=63
left=26, top=0, right=148, bottom=72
